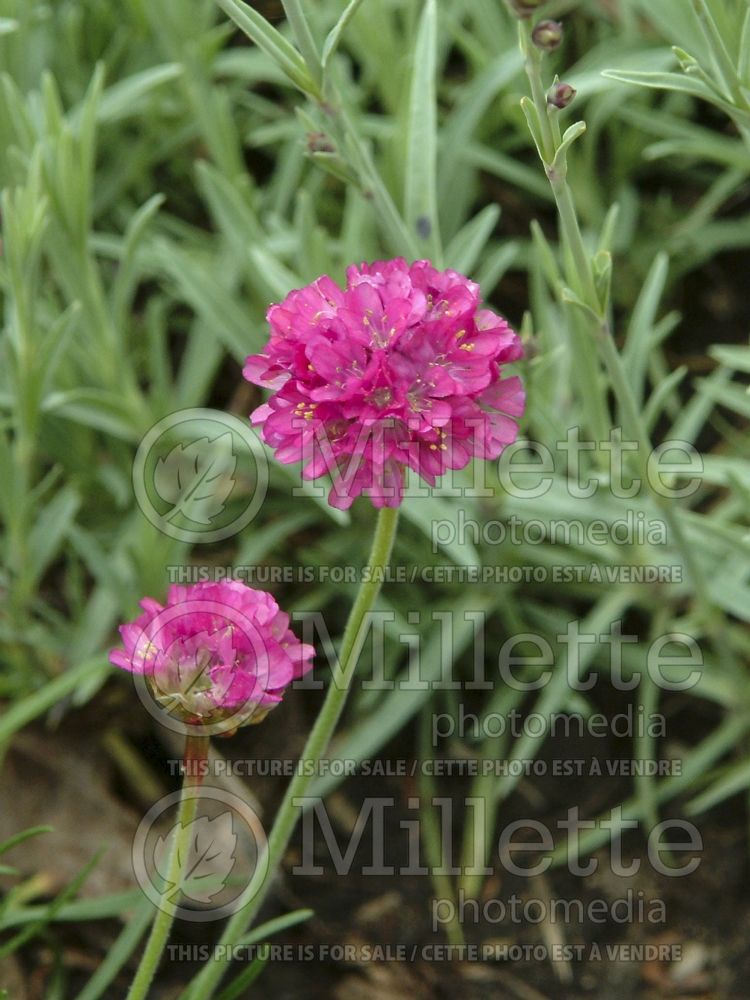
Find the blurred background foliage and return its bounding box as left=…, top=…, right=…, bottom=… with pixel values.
left=0, top=0, right=749, bottom=993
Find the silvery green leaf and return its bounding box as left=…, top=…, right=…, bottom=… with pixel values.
left=560, top=286, right=602, bottom=323
left=404, top=0, right=441, bottom=259
left=593, top=249, right=613, bottom=311
left=214, top=0, right=319, bottom=97
left=551, top=121, right=587, bottom=173
left=741, top=8, right=750, bottom=84
left=520, top=96, right=546, bottom=164
left=322, top=0, right=365, bottom=68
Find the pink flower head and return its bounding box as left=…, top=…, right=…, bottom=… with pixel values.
left=109, top=580, right=314, bottom=734
left=244, top=258, right=524, bottom=509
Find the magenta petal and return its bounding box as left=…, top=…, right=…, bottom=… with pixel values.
left=109, top=581, right=314, bottom=728
left=109, top=649, right=132, bottom=671
left=243, top=258, right=525, bottom=509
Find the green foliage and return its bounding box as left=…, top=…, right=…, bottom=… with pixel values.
left=0, top=0, right=748, bottom=991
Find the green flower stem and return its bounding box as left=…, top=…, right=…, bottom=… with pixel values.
left=548, top=174, right=599, bottom=307
left=182, top=505, right=400, bottom=1000
left=548, top=172, right=613, bottom=446
left=520, top=28, right=610, bottom=446
left=127, top=733, right=210, bottom=1000
left=519, top=18, right=724, bottom=641
left=523, top=36, right=556, bottom=164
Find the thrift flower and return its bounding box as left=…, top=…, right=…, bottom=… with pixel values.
left=244, top=258, right=524, bottom=509
left=110, top=581, right=314, bottom=731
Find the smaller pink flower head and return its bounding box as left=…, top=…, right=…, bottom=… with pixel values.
left=109, top=581, right=314, bottom=733
left=244, top=258, right=525, bottom=509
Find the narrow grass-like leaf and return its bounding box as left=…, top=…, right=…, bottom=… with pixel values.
left=551, top=714, right=750, bottom=864
left=214, top=0, right=318, bottom=96
left=237, top=908, right=314, bottom=946
left=697, top=379, right=750, bottom=419
left=463, top=145, right=553, bottom=199
left=0, top=849, right=103, bottom=957
left=281, top=0, right=322, bottom=85
left=74, top=896, right=154, bottom=1000
left=622, top=251, right=669, bottom=406
left=690, top=0, right=744, bottom=102
left=439, top=49, right=523, bottom=231
left=214, top=958, right=267, bottom=1000
left=401, top=495, right=480, bottom=569
left=530, top=220, right=563, bottom=287
left=152, top=239, right=257, bottom=360
left=0, top=657, right=109, bottom=746
left=444, top=204, right=500, bottom=275
left=643, top=365, right=688, bottom=433
left=308, top=594, right=495, bottom=800
left=26, top=486, right=81, bottom=588
left=492, top=592, right=632, bottom=808
left=339, top=108, right=419, bottom=257
left=597, top=203, right=621, bottom=253
left=604, top=67, right=749, bottom=124
left=0, top=891, right=145, bottom=929
left=111, top=193, right=165, bottom=326
left=474, top=241, right=519, bottom=297
left=404, top=0, right=441, bottom=261
left=552, top=121, right=587, bottom=172
left=322, top=0, right=365, bottom=69
left=710, top=344, right=750, bottom=373
left=71, top=65, right=183, bottom=126
left=520, top=96, right=545, bottom=163
left=686, top=757, right=750, bottom=816
left=207, top=911, right=314, bottom=999
left=42, top=390, right=141, bottom=441
left=0, top=826, right=53, bottom=857
left=740, top=7, right=750, bottom=85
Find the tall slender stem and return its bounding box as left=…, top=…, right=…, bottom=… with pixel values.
left=549, top=175, right=612, bottom=445
left=518, top=15, right=724, bottom=645
left=182, top=506, right=400, bottom=999
left=127, top=733, right=210, bottom=1000
left=549, top=176, right=599, bottom=307
left=524, top=39, right=556, bottom=164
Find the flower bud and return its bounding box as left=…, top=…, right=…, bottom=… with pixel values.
left=532, top=19, right=563, bottom=51
left=307, top=131, right=335, bottom=154
left=547, top=81, right=576, bottom=109
left=508, top=0, right=547, bottom=19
